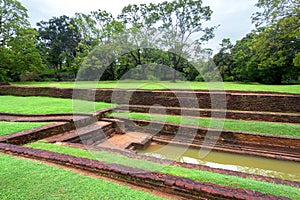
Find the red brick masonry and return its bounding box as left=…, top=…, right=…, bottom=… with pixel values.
left=62, top=142, right=300, bottom=188
left=0, top=143, right=290, bottom=200
left=0, top=86, right=299, bottom=113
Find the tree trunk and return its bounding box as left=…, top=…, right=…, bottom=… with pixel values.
left=141, top=64, right=147, bottom=80
left=274, top=74, right=282, bottom=84
left=109, top=63, right=115, bottom=80
left=172, top=53, right=177, bottom=82
left=54, top=65, right=61, bottom=82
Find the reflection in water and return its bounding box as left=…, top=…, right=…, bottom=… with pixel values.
left=136, top=143, right=300, bottom=181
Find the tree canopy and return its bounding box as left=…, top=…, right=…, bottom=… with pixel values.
left=214, top=0, right=300, bottom=84
left=252, top=0, right=300, bottom=27
left=0, top=0, right=43, bottom=82
left=0, top=0, right=299, bottom=84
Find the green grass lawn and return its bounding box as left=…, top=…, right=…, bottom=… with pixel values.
left=0, top=153, right=164, bottom=200
left=13, top=81, right=300, bottom=94
left=0, top=95, right=114, bottom=114
left=110, top=112, right=300, bottom=137
left=25, top=141, right=300, bottom=199
left=0, top=122, right=50, bottom=137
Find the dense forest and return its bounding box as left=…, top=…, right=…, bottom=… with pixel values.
left=0, top=0, right=299, bottom=84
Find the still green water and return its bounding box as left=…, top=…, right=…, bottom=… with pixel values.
left=137, top=143, right=300, bottom=181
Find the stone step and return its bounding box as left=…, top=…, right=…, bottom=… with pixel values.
left=96, top=131, right=153, bottom=150
left=46, top=121, right=113, bottom=143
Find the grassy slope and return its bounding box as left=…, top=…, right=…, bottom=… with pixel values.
left=0, top=95, right=114, bottom=114
left=0, top=122, right=49, bottom=136
left=25, top=141, right=300, bottom=199
left=0, top=153, right=164, bottom=200
left=110, top=112, right=300, bottom=137
left=13, top=81, right=300, bottom=94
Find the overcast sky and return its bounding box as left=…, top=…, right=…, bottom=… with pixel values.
left=19, top=0, right=258, bottom=53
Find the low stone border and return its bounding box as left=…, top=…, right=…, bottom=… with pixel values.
left=0, top=108, right=113, bottom=123
left=0, top=113, right=81, bottom=122
left=0, top=122, right=75, bottom=145
left=0, top=82, right=9, bottom=86
left=116, top=105, right=300, bottom=123
left=0, top=112, right=88, bottom=117
left=61, top=142, right=300, bottom=188
left=0, top=143, right=290, bottom=200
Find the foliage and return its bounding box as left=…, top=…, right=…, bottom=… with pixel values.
left=1, top=0, right=299, bottom=85
left=0, top=0, right=29, bottom=46
left=8, top=28, right=44, bottom=80
left=252, top=0, right=300, bottom=27
left=251, top=16, right=300, bottom=84
left=37, top=15, right=81, bottom=81
left=214, top=15, right=299, bottom=84
left=77, top=0, right=217, bottom=82
left=0, top=0, right=43, bottom=81
left=155, top=0, right=216, bottom=82
left=213, top=0, right=300, bottom=84
left=213, top=38, right=233, bottom=80
left=74, top=10, right=125, bottom=81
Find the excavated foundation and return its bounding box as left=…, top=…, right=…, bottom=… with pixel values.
left=0, top=86, right=299, bottom=199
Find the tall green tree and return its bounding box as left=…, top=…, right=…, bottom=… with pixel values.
left=251, top=16, right=300, bottom=84
left=77, top=0, right=217, bottom=82
left=156, top=0, right=216, bottom=82
left=0, top=0, right=29, bottom=46
left=75, top=10, right=115, bottom=48
left=252, top=0, right=300, bottom=27
left=213, top=0, right=299, bottom=84
left=0, top=0, right=43, bottom=81
left=8, top=28, right=43, bottom=81
left=230, top=32, right=258, bottom=82
left=213, top=38, right=234, bottom=81
left=250, top=0, right=300, bottom=83
left=117, top=3, right=159, bottom=80
left=37, top=15, right=81, bottom=80
left=74, top=10, right=124, bottom=80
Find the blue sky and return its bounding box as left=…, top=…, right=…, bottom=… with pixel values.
left=19, top=0, right=257, bottom=53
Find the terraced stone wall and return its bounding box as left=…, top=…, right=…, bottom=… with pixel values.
left=119, top=118, right=300, bottom=151
left=0, top=85, right=299, bottom=112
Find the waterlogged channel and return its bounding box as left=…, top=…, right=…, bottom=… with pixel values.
left=136, top=143, right=300, bottom=181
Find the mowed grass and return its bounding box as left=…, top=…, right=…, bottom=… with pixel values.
left=13, top=81, right=300, bottom=94
left=25, top=141, right=300, bottom=199
left=110, top=112, right=300, bottom=137
left=0, top=95, right=114, bottom=114
left=0, top=153, right=164, bottom=200
left=0, top=122, right=49, bottom=136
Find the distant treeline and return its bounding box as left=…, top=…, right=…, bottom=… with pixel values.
left=0, top=0, right=299, bottom=84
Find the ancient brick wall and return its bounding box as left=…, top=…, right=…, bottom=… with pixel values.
left=0, top=143, right=290, bottom=200
left=1, top=85, right=299, bottom=112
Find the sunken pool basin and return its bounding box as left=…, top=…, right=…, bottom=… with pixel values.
left=136, top=143, right=300, bottom=181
